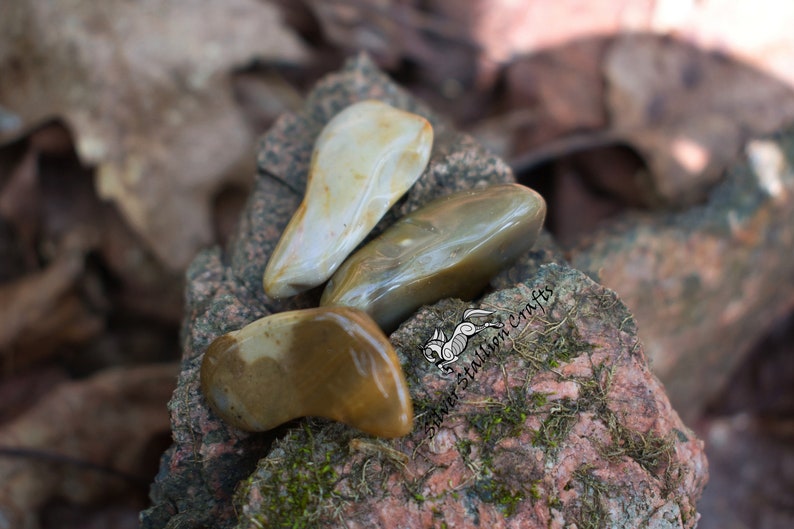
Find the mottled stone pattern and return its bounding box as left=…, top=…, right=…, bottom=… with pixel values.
left=142, top=54, right=519, bottom=529
left=234, top=264, right=707, bottom=529
left=570, top=128, right=794, bottom=422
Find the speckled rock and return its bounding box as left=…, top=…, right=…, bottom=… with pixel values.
left=141, top=56, right=707, bottom=529
left=234, top=264, right=706, bottom=529
left=569, top=128, right=794, bottom=423
left=141, top=54, right=515, bottom=529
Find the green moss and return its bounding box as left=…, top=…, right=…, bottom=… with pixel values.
left=577, top=362, right=613, bottom=406
left=460, top=394, right=543, bottom=517
left=468, top=394, right=529, bottom=448
left=529, top=391, right=549, bottom=408
left=411, top=395, right=435, bottom=418
left=571, top=467, right=611, bottom=529
left=400, top=460, right=453, bottom=508
left=580, top=364, right=679, bottom=479
left=529, top=481, right=542, bottom=500
left=538, top=315, right=594, bottom=367
left=456, top=437, right=474, bottom=455
left=606, top=418, right=676, bottom=475
left=474, top=478, right=525, bottom=517
left=547, top=496, right=563, bottom=510
left=235, top=425, right=344, bottom=529
left=512, top=306, right=595, bottom=381
left=531, top=397, right=579, bottom=450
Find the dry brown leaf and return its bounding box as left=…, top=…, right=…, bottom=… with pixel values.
left=306, top=0, right=471, bottom=69
left=0, top=238, right=93, bottom=352
left=606, top=34, right=794, bottom=204
left=454, top=0, right=794, bottom=208
left=0, top=368, right=68, bottom=425
left=609, top=0, right=794, bottom=203
left=303, top=0, right=484, bottom=119
left=429, top=0, right=652, bottom=88
left=504, top=39, right=609, bottom=152
left=0, top=123, right=184, bottom=369
left=0, top=0, right=308, bottom=270
left=0, top=364, right=178, bottom=529
left=0, top=146, right=38, bottom=252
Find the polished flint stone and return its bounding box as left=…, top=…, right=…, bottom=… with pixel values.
left=200, top=306, right=413, bottom=438
left=263, top=100, right=433, bottom=299
left=321, top=184, right=547, bottom=332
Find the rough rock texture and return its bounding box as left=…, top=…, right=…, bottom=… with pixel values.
left=141, top=54, right=515, bottom=529
left=235, top=264, right=706, bottom=528
left=142, top=55, right=707, bottom=528
left=570, top=129, right=794, bottom=422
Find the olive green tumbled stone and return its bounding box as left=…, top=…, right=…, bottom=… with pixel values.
left=320, top=183, right=546, bottom=332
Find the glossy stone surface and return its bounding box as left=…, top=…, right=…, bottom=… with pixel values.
left=321, top=183, right=546, bottom=332
left=200, top=306, right=413, bottom=438
left=263, top=100, right=433, bottom=299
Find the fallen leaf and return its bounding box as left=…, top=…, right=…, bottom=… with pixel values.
left=0, top=237, right=95, bottom=356
left=504, top=39, right=609, bottom=152
left=428, top=0, right=652, bottom=88
left=605, top=34, right=794, bottom=204
left=306, top=0, right=471, bottom=71
left=0, top=0, right=308, bottom=270
left=0, top=364, right=178, bottom=529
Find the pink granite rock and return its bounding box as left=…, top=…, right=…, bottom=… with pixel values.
left=142, top=56, right=707, bottom=529
left=234, top=264, right=706, bottom=528
left=569, top=130, right=794, bottom=422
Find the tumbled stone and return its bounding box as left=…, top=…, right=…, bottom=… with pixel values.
left=321, top=183, right=546, bottom=331
left=263, top=100, right=433, bottom=299
left=201, top=306, right=412, bottom=438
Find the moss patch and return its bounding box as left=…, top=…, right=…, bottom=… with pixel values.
left=234, top=424, right=347, bottom=529
left=531, top=397, right=580, bottom=450
left=583, top=364, right=678, bottom=480
left=512, top=309, right=595, bottom=372
left=570, top=466, right=611, bottom=529
left=474, top=478, right=526, bottom=516
left=468, top=395, right=529, bottom=448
